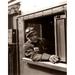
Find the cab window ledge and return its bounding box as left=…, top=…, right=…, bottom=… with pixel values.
left=22, top=57, right=67, bottom=72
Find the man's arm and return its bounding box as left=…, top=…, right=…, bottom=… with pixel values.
left=32, top=53, right=59, bottom=63
left=23, top=42, right=59, bottom=63
left=23, top=43, right=34, bottom=58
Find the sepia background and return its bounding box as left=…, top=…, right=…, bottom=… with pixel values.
left=0, top=0, right=75, bottom=75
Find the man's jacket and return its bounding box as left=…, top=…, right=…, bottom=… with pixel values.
left=23, top=38, right=51, bottom=61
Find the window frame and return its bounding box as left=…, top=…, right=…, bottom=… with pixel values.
left=17, top=4, right=67, bottom=72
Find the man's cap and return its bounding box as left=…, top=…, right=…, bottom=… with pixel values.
left=25, top=27, right=36, bottom=38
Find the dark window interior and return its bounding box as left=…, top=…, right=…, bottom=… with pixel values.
left=8, top=15, right=13, bottom=29
left=24, top=15, right=55, bottom=54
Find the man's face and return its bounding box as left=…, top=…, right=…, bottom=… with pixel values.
left=29, top=32, right=38, bottom=43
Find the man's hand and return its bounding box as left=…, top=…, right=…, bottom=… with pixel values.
left=49, top=55, right=59, bottom=64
